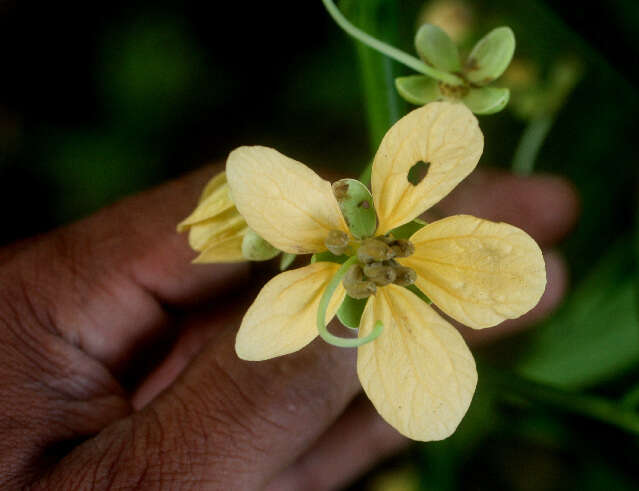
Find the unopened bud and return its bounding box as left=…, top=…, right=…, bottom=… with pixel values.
left=363, top=262, right=397, bottom=286
left=357, top=239, right=394, bottom=264
left=325, top=230, right=350, bottom=256
left=394, top=266, right=417, bottom=286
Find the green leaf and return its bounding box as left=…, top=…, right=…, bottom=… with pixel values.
left=337, top=295, right=368, bottom=329
left=462, top=87, right=510, bottom=114
left=332, top=178, right=377, bottom=239
left=395, top=75, right=441, bottom=106
left=279, top=253, right=296, bottom=271
left=414, top=24, right=461, bottom=72
left=516, top=239, right=639, bottom=389
left=464, top=26, right=515, bottom=85
left=389, top=218, right=427, bottom=239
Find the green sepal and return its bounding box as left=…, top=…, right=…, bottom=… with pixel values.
left=389, top=218, right=427, bottom=239
left=464, top=26, right=515, bottom=86
left=415, top=24, right=461, bottom=73
left=463, top=86, right=510, bottom=114
left=337, top=294, right=368, bottom=330
left=406, top=284, right=432, bottom=304
left=241, top=229, right=280, bottom=261
left=279, top=253, right=297, bottom=271
left=311, top=251, right=350, bottom=264
left=332, top=178, right=377, bottom=240
left=395, top=75, right=441, bottom=106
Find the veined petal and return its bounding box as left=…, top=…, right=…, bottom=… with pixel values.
left=371, top=102, right=483, bottom=234
left=236, top=262, right=345, bottom=361
left=193, top=227, right=248, bottom=263
left=400, top=215, right=546, bottom=329
left=185, top=208, right=247, bottom=252
left=226, top=146, right=349, bottom=254
left=178, top=172, right=235, bottom=231
left=357, top=285, right=477, bottom=441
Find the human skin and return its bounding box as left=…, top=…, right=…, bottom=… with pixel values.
left=0, top=165, right=577, bottom=490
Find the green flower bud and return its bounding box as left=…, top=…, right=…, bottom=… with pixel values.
left=241, top=229, right=280, bottom=261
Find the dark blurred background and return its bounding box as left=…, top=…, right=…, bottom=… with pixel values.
left=1, top=0, right=638, bottom=489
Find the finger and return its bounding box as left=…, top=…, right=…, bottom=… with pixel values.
left=433, top=169, right=579, bottom=246
left=460, top=249, right=569, bottom=345
left=8, top=164, right=250, bottom=373
left=37, top=318, right=363, bottom=490
left=266, top=395, right=408, bottom=491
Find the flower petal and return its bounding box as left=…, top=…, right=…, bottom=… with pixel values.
left=357, top=284, right=477, bottom=441
left=400, top=215, right=546, bottom=329
left=226, top=146, right=349, bottom=254
left=235, top=262, right=345, bottom=361
left=371, top=102, right=483, bottom=233
left=193, top=228, right=247, bottom=263
left=185, top=208, right=246, bottom=252
left=177, top=172, right=235, bottom=231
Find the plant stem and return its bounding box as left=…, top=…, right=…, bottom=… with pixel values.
left=511, top=115, right=553, bottom=176
left=317, top=256, right=383, bottom=347
left=322, top=0, right=462, bottom=87
left=483, top=364, right=639, bottom=435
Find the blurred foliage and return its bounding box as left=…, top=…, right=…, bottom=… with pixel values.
left=1, top=0, right=639, bottom=490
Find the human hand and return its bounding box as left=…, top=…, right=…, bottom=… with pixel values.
left=0, top=165, right=577, bottom=490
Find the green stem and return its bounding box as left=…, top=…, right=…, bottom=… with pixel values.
left=317, top=256, right=383, bottom=347
left=484, top=365, right=639, bottom=435
left=321, top=0, right=462, bottom=86
left=511, top=115, right=553, bottom=175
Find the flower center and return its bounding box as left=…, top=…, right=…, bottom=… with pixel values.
left=438, top=81, right=470, bottom=99
left=325, top=232, right=417, bottom=299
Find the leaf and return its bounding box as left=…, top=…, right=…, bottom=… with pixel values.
left=516, top=239, right=639, bottom=389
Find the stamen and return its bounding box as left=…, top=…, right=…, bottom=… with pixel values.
left=325, top=230, right=350, bottom=256
left=317, top=256, right=383, bottom=348
left=363, top=262, right=397, bottom=286
left=394, top=265, right=417, bottom=286
left=343, top=264, right=377, bottom=299
left=357, top=238, right=395, bottom=264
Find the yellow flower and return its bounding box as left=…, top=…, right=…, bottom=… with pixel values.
left=177, top=171, right=248, bottom=263
left=224, top=101, right=546, bottom=441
